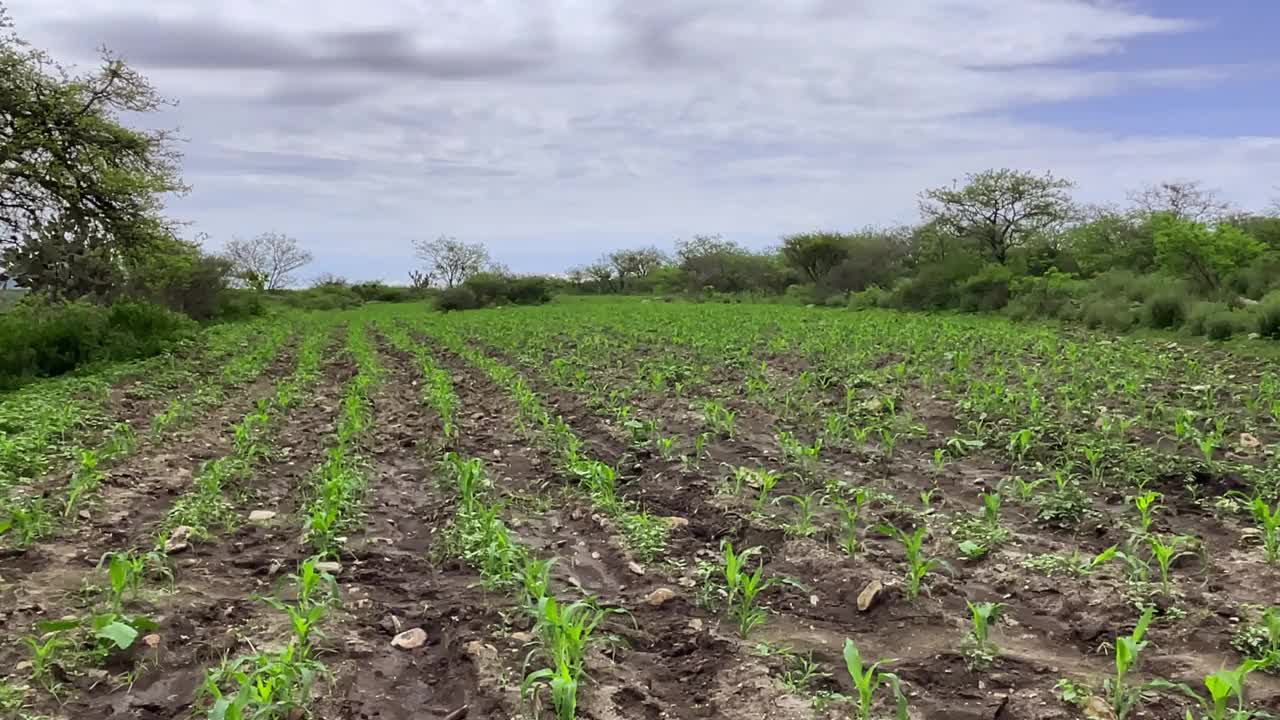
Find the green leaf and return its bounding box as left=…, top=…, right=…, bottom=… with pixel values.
left=95, top=620, right=139, bottom=649
left=36, top=618, right=81, bottom=634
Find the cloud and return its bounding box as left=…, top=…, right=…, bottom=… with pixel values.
left=3, top=0, right=1276, bottom=281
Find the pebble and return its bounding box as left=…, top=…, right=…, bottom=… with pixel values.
left=628, top=561, right=646, bottom=576
left=248, top=510, right=277, bottom=522
left=645, top=588, right=677, bottom=607
left=314, top=561, right=342, bottom=574
left=391, top=628, right=428, bottom=650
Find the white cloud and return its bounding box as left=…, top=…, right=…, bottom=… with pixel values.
left=4, top=0, right=1275, bottom=280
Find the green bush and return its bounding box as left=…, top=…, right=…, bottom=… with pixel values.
left=436, top=286, right=480, bottom=312
left=351, top=282, right=413, bottom=303
left=1142, top=292, right=1186, bottom=329
left=1206, top=311, right=1239, bottom=341
left=1083, top=297, right=1136, bottom=332
left=847, top=285, right=890, bottom=309
left=1184, top=301, right=1229, bottom=336
left=1006, top=269, right=1084, bottom=321
left=505, top=276, right=553, bottom=305
left=0, top=298, right=195, bottom=390
left=1256, top=292, right=1280, bottom=339
left=955, top=264, right=1013, bottom=312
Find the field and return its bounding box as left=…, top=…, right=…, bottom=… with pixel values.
left=2, top=298, right=1279, bottom=720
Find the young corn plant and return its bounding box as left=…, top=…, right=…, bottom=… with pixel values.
left=1107, top=607, right=1165, bottom=720
left=1147, top=534, right=1197, bottom=596
left=842, top=638, right=909, bottom=720
left=834, top=490, right=869, bottom=557
left=752, top=468, right=781, bottom=514
left=778, top=493, right=820, bottom=538
left=963, top=601, right=1005, bottom=669
left=522, top=596, right=620, bottom=720
left=702, top=400, right=737, bottom=438
left=1250, top=498, right=1279, bottom=565
left=1182, top=660, right=1264, bottom=720
left=1133, top=491, right=1162, bottom=536
left=877, top=524, right=943, bottom=600
left=721, top=541, right=776, bottom=638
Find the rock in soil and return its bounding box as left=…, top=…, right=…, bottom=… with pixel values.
left=645, top=588, right=677, bottom=607
left=391, top=628, right=427, bottom=650
left=314, top=561, right=342, bottom=574
left=248, top=510, right=278, bottom=522
left=666, top=516, right=690, bottom=530
left=856, top=579, right=883, bottom=612
left=165, top=526, right=195, bottom=554
left=628, top=561, right=646, bottom=576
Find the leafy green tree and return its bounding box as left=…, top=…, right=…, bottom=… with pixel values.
left=920, top=169, right=1075, bottom=264
left=1064, top=207, right=1156, bottom=276
left=780, top=232, right=850, bottom=283
left=1, top=6, right=186, bottom=296
left=607, top=246, right=669, bottom=290
left=1152, top=213, right=1265, bottom=293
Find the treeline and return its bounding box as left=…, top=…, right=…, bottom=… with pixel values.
left=568, top=172, right=1280, bottom=341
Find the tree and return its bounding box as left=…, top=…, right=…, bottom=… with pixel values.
left=607, top=246, right=669, bottom=290
left=779, top=232, right=849, bottom=283
left=413, top=236, right=489, bottom=288
left=407, top=269, right=431, bottom=290
left=1, top=6, right=186, bottom=295
left=1128, top=181, right=1231, bottom=223
left=1062, top=206, right=1155, bottom=276
left=1152, top=213, right=1264, bottom=292
left=919, top=169, right=1075, bottom=264
left=582, top=261, right=617, bottom=293
left=223, top=232, right=312, bottom=291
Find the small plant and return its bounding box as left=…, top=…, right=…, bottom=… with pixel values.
left=1250, top=498, right=1279, bottom=565
left=877, top=524, right=943, bottom=600
left=1182, top=660, right=1265, bottom=720
left=1230, top=607, right=1280, bottom=672
left=963, top=601, right=1005, bottom=668
left=1023, top=545, right=1118, bottom=578
left=752, top=469, right=781, bottom=514
left=721, top=541, right=776, bottom=638
left=842, top=638, right=909, bottom=720
left=1146, top=534, right=1197, bottom=596
left=1037, top=471, right=1091, bottom=528
left=834, top=490, right=868, bottom=557
left=1106, top=607, right=1170, bottom=720
left=702, top=400, right=737, bottom=438
left=619, top=512, right=670, bottom=563
left=1133, top=491, right=1162, bottom=536
left=779, top=494, right=820, bottom=538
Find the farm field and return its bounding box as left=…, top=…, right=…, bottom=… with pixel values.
left=2, top=298, right=1279, bottom=720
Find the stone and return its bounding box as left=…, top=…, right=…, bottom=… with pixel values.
left=1240, top=433, right=1262, bottom=449
left=165, top=526, right=195, bottom=554
left=627, top=561, right=646, bottom=576
left=314, top=561, right=342, bottom=574
left=511, top=631, right=535, bottom=643
left=645, top=588, right=677, bottom=607
left=391, top=628, right=428, bottom=650
left=666, top=516, right=690, bottom=530
left=1083, top=696, right=1117, bottom=720
left=248, top=510, right=278, bottom=522
left=856, top=579, right=883, bottom=612
left=142, top=633, right=161, bottom=648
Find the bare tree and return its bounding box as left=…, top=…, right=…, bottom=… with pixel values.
left=413, top=235, right=489, bottom=288
left=920, top=169, right=1075, bottom=264
left=1128, top=180, right=1231, bottom=223
left=223, top=232, right=313, bottom=290
left=408, top=269, right=432, bottom=290
left=607, top=246, right=669, bottom=289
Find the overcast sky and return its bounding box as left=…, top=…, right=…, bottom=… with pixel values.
left=7, top=0, right=1279, bottom=282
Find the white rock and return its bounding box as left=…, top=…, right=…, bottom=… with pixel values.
left=391, top=628, right=427, bottom=650
left=627, top=561, right=645, bottom=576
left=248, top=510, right=277, bottom=522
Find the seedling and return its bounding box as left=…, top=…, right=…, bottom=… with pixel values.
left=752, top=469, right=781, bottom=514
left=964, top=601, right=1005, bottom=668
left=877, top=524, right=943, bottom=600
left=1133, top=491, right=1162, bottom=536
left=842, top=638, right=909, bottom=720
left=1250, top=498, right=1279, bottom=565
left=1147, top=534, right=1197, bottom=596
left=834, top=490, right=868, bottom=557
left=721, top=541, right=776, bottom=638
left=778, top=494, right=820, bottom=538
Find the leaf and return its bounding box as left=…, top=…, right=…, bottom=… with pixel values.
left=95, top=620, right=139, bottom=650
left=36, top=618, right=81, bottom=634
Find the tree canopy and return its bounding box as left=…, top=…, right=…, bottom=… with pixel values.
left=920, top=169, right=1075, bottom=264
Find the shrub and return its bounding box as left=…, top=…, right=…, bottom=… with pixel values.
left=1206, top=311, right=1239, bottom=341
left=505, top=276, right=553, bottom=305
left=848, top=285, right=890, bottom=309
left=1006, top=269, right=1084, bottom=321
left=351, top=282, right=412, bottom=303
left=1257, top=292, right=1280, bottom=339
left=436, top=286, right=480, bottom=312
left=0, top=298, right=195, bottom=390
left=956, top=264, right=1013, bottom=312
left=1142, top=292, right=1186, bottom=329
left=1083, top=297, right=1136, bottom=332
left=1184, top=301, right=1229, bottom=336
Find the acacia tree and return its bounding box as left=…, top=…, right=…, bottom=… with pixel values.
left=606, top=246, right=668, bottom=290
left=1129, top=180, right=1231, bottom=223
left=780, top=232, right=850, bottom=283
left=920, top=169, right=1075, bottom=264
left=413, top=235, right=489, bottom=288
left=223, top=232, right=312, bottom=290
left=0, top=6, right=186, bottom=295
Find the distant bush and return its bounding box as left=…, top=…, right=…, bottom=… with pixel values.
left=1142, top=292, right=1186, bottom=329
left=1206, top=311, right=1240, bottom=341
left=436, top=286, right=480, bottom=312
left=272, top=285, right=363, bottom=311
left=1006, top=269, right=1084, bottom=321
left=0, top=297, right=195, bottom=390
left=848, top=285, right=890, bottom=309
left=351, top=282, right=413, bottom=303
left=1256, top=291, right=1280, bottom=339
left=434, top=274, right=554, bottom=312
left=1184, top=301, right=1229, bottom=336
left=1083, top=297, right=1136, bottom=332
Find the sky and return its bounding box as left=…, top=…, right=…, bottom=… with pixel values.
left=6, top=0, right=1279, bottom=282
